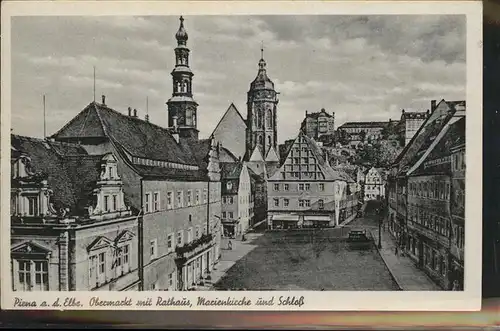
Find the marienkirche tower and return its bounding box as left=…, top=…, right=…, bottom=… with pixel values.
left=167, top=16, right=199, bottom=140
left=245, top=46, right=279, bottom=162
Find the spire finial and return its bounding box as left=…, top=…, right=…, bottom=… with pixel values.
left=176, top=15, right=188, bottom=45
left=261, top=40, right=264, bottom=59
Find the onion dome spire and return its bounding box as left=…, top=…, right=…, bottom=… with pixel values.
left=175, top=16, right=188, bottom=46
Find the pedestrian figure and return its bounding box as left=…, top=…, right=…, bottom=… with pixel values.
left=228, top=240, right=232, bottom=250
left=395, top=245, right=398, bottom=256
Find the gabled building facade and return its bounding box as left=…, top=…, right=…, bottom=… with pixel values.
left=11, top=135, right=139, bottom=291
left=364, top=167, right=386, bottom=201
left=267, top=131, right=357, bottom=229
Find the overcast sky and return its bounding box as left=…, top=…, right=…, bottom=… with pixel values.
left=11, top=15, right=466, bottom=143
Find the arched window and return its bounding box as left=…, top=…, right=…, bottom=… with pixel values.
left=257, top=110, right=263, bottom=128
left=258, top=135, right=263, bottom=145
left=268, top=135, right=271, bottom=146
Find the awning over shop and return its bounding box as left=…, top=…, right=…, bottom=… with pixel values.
left=303, top=215, right=331, bottom=222
left=272, top=214, right=300, bottom=222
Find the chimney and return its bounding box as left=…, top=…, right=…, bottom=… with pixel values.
left=145, top=114, right=150, bottom=122
left=101, top=95, right=106, bottom=105
left=431, top=100, right=437, bottom=111
left=133, top=108, right=137, bottom=117
left=402, top=109, right=405, bottom=114
left=426, top=109, right=430, bottom=116
left=305, top=110, right=308, bottom=116
left=128, top=107, right=132, bottom=116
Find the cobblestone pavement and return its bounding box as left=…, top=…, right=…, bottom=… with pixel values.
left=196, top=233, right=263, bottom=290
left=212, top=228, right=398, bottom=291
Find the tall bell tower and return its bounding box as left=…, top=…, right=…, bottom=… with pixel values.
left=245, top=46, right=279, bottom=162
left=167, top=16, right=199, bottom=141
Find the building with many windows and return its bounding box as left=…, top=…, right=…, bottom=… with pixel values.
left=267, top=130, right=357, bottom=229
left=398, top=109, right=430, bottom=146
left=387, top=98, right=465, bottom=290
left=11, top=135, right=139, bottom=291
left=337, top=121, right=392, bottom=146
left=300, top=108, right=335, bottom=140
left=220, top=162, right=253, bottom=238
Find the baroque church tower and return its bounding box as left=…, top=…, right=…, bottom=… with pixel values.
left=167, top=16, right=199, bottom=140
left=245, top=47, right=279, bottom=163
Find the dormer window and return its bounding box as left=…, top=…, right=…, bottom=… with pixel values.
left=27, top=195, right=39, bottom=216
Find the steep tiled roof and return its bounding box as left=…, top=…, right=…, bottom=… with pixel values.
left=219, top=146, right=239, bottom=163
left=52, top=102, right=198, bottom=166
left=393, top=99, right=464, bottom=174
left=11, top=135, right=102, bottom=213
left=220, top=162, right=242, bottom=180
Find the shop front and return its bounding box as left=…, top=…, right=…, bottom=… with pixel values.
left=303, top=215, right=332, bottom=228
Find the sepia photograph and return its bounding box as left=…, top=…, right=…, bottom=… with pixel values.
left=1, top=1, right=482, bottom=311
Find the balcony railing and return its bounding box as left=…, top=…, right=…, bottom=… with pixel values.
left=175, top=233, right=213, bottom=263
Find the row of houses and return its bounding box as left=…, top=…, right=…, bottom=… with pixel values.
left=386, top=98, right=466, bottom=290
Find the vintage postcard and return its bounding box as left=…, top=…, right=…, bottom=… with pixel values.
left=1, top=1, right=482, bottom=311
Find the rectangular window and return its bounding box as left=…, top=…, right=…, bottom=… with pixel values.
left=274, top=183, right=279, bottom=191
left=112, top=195, right=118, bottom=211
left=319, top=199, right=324, bottom=209
left=203, top=189, right=208, bottom=203
left=319, top=183, right=325, bottom=191
left=305, top=200, right=310, bottom=207
left=144, top=193, right=150, bottom=213
left=177, top=231, right=183, bottom=246
left=153, top=192, right=159, bottom=212
left=26, top=197, right=38, bottom=216
left=299, top=200, right=304, bottom=207
left=229, top=212, right=234, bottom=219
left=222, top=211, right=227, bottom=218
left=229, top=197, right=233, bottom=204
left=305, top=183, right=310, bottom=191
left=187, top=228, right=193, bottom=243
left=284, top=199, right=289, bottom=207
left=167, top=234, right=174, bottom=251
left=223, top=197, right=227, bottom=204
left=167, top=192, right=173, bottom=209
left=150, top=239, right=157, bottom=260
left=284, top=184, right=289, bottom=191
left=89, top=255, right=97, bottom=288
left=123, top=245, right=130, bottom=270
left=98, top=252, right=106, bottom=284
left=196, top=190, right=200, bottom=205
left=299, top=183, right=304, bottom=191
left=104, top=195, right=110, bottom=212
left=187, top=190, right=192, bottom=206
left=274, top=198, right=279, bottom=207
